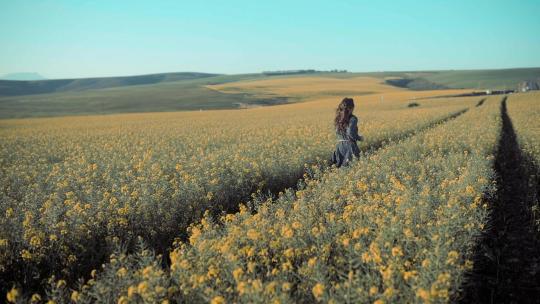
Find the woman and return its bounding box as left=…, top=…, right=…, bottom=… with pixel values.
left=331, top=97, right=363, bottom=167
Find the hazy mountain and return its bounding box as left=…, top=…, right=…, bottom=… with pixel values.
left=1, top=72, right=46, bottom=81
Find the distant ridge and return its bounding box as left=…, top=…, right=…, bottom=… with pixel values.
left=0, top=72, right=46, bottom=81
left=0, top=72, right=219, bottom=97
left=382, top=67, right=540, bottom=90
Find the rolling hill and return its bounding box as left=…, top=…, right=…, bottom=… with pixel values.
left=0, top=72, right=219, bottom=97
left=381, top=67, right=540, bottom=90
left=0, top=73, right=285, bottom=119
left=0, top=68, right=539, bottom=119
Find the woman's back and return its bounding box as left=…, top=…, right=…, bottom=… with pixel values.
left=332, top=98, right=363, bottom=167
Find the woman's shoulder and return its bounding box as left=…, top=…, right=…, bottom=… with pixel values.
left=350, top=115, right=358, bottom=122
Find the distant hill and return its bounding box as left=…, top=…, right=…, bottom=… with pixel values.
left=384, top=77, right=450, bottom=90
left=0, top=72, right=46, bottom=81
left=381, top=68, right=540, bottom=90
left=1, top=68, right=540, bottom=119
left=0, top=73, right=283, bottom=119
left=0, top=72, right=219, bottom=97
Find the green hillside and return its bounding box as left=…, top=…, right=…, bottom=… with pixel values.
left=0, top=72, right=219, bottom=97
left=0, top=74, right=284, bottom=119
left=422, top=68, right=540, bottom=89
left=377, top=68, right=540, bottom=90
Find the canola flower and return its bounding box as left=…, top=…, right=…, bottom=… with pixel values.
left=160, top=96, right=501, bottom=303
left=37, top=95, right=506, bottom=303
left=506, top=92, right=540, bottom=231
left=0, top=93, right=476, bottom=294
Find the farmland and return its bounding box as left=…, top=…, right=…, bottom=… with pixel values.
left=1, top=75, right=540, bottom=303
left=1, top=67, right=539, bottom=119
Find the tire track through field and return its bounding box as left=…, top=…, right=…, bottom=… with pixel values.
left=241, top=107, right=469, bottom=213
left=460, top=97, right=540, bottom=303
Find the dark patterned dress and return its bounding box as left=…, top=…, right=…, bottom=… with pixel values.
left=331, top=115, right=363, bottom=167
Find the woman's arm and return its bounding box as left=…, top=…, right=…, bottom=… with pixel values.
left=348, top=116, right=363, bottom=141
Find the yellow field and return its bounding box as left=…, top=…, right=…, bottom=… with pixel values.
left=207, top=76, right=470, bottom=103
left=1, top=75, right=488, bottom=302
left=30, top=95, right=504, bottom=303
left=506, top=92, right=540, bottom=229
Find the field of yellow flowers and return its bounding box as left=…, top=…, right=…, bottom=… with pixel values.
left=0, top=87, right=478, bottom=297
left=506, top=92, right=540, bottom=229
left=13, top=95, right=502, bottom=303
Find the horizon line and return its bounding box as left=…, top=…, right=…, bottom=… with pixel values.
left=2, top=65, right=540, bottom=81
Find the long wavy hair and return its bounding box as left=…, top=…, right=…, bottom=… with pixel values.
left=334, top=97, right=355, bottom=135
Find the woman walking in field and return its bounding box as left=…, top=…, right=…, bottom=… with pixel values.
left=332, top=97, right=363, bottom=167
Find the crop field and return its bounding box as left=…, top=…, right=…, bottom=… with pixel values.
left=507, top=93, right=540, bottom=227
left=1, top=75, right=539, bottom=303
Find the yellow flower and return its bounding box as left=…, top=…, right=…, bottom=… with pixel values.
left=207, top=265, right=219, bottom=277
left=281, top=225, right=294, bottom=238
left=281, top=261, right=293, bottom=271
left=416, top=288, right=431, bottom=302
left=21, top=249, right=32, bottom=260
left=128, top=285, right=137, bottom=297
left=155, top=286, right=166, bottom=295
left=142, top=266, right=153, bottom=278
left=403, top=228, right=413, bottom=238
left=30, top=293, right=42, bottom=303
left=70, top=290, right=80, bottom=301
left=189, top=226, right=202, bottom=245
left=247, top=229, right=260, bottom=240
left=6, top=287, right=19, bottom=303
left=437, top=272, right=451, bottom=284
left=373, top=300, right=385, bottom=304
left=117, top=267, right=128, bottom=277
left=137, top=281, right=149, bottom=294
left=265, top=281, right=277, bottom=294
left=118, top=296, right=128, bottom=304
left=369, top=286, right=378, bottom=296
left=446, top=250, right=459, bottom=265
left=402, top=270, right=418, bottom=281
left=211, top=296, right=226, bottom=304
left=391, top=246, right=403, bottom=257
left=284, top=248, right=294, bottom=258
left=237, top=282, right=248, bottom=295
left=383, top=287, right=395, bottom=298
left=352, top=227, right=369, bottom=239
left=247, top=262, right=256, bottom=273
left=233, top=267, right=243, bottom=281
left=361, top=251, right=371, bottom=263
left=312, top=283, right=325, bottom=299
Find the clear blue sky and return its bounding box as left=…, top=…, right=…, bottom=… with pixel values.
left=1, top=0, right=539, bottom=79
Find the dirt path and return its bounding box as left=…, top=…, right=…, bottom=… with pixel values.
left=461, top=97, right=540, bottom=303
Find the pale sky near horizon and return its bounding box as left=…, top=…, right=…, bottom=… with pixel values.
left=1, top=0, right=539, bottom=79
